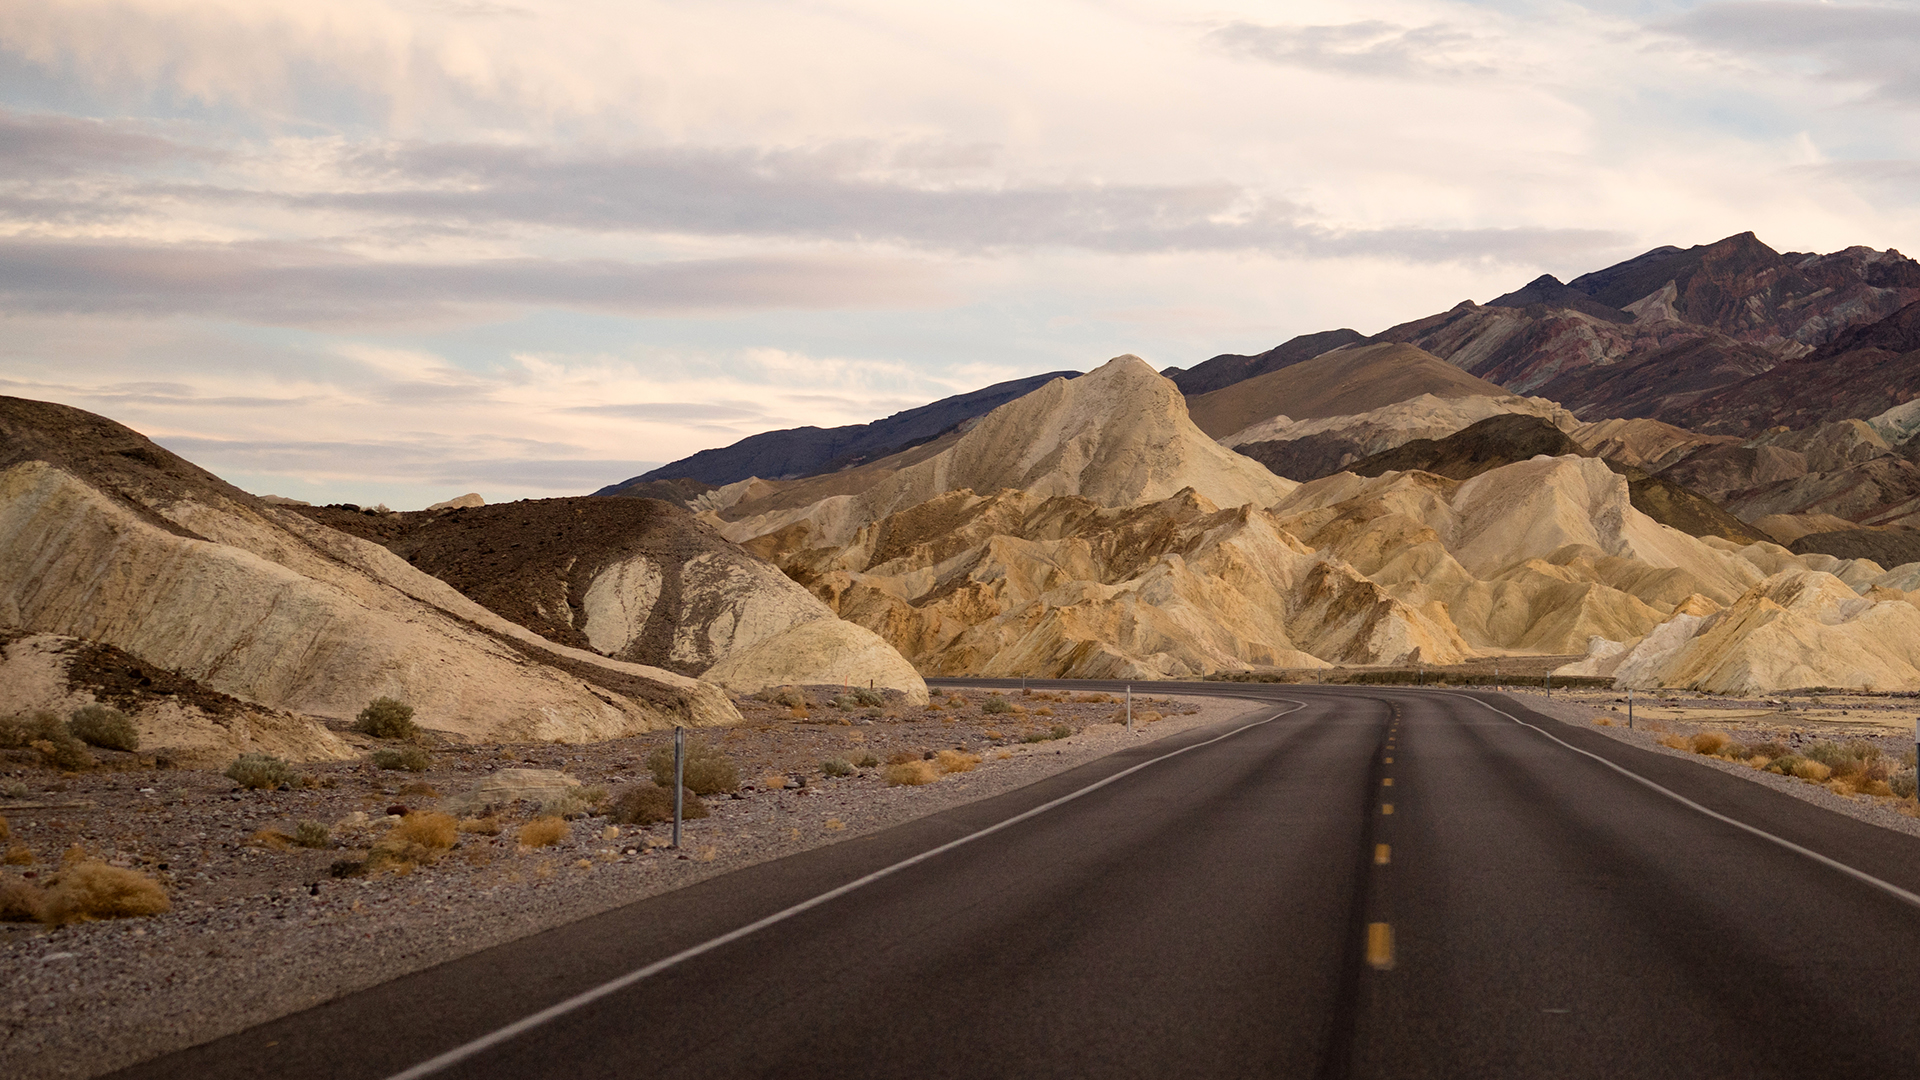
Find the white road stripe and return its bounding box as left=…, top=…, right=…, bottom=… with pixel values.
left=384, top=701, right=1306, bottom=1080
left=1447, top=691, right=1920, bottom=911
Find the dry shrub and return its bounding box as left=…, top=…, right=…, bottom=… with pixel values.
left=1072, top=693, right=1111, bottom=704
left=1894, top=770, right=1919, bottom=800
left=373, top=746, right=432, bottom=772
left=923, top=701, right=944, bottom=712
left=821, top=758, right=854, bottom=778
left=39, top=862, right=169, bottom=925
left=519, top=816, right=569, bottom=847
left=67, top=705, right=139, bottom=751
left=606, top=784, right=707, bottom=826
left=764, top=686, right=807, bottom=709
left=355, top=697, right=418, bottom=740
left=1138, top=711, right=1164, bottom=724
left=1791, top=759, right=1833, bottom=782
left=458, top=815, right=502, bottom=835
left=825, top=818, right=846, bottom=831
left=1, top=878, right=45, bottom=921
left=247, top=828, right=294, bottom=851
left=854, top=752, right=880, bottom=768
left=995, top=750, right=1012, bottom=760
left=4, top=844, right=34, bottom=866
left=787, top=704, right=811, bottom=720
left=1593, top=716, right=1614, bottom=727
left=397, top=781, right=440, bottom=798
left=226, top=753, right=294, bottom=790
left=1033, top=706, right=1054, bottom=717
left=935, top=749, right=981, bottom=774
left=1657, top=734, right=1690, bottom=751
left=368, top=811, right=459, bottom=871
left=981, top=696, right=1013, bottom=714
left=646, top=742, right=740, bottom=795
left=982, top=729, right=1004, bottom=740
left=885, top=749, right=922, bottom=765
left=886, top=760, right=940, bottom=786
left=1689, top=731, right=1731, bottom=756
left=293, top=821, right=331, bottom=849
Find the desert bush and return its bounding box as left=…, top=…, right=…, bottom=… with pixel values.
left=928, top=686, right=944, bottom=697
left=852, top=687, right=884, bottom=707
left=821, top=758, right=854, bottom=778
left=367, top=811, right=458, bottom=871
left=885, top=749, right=922, bottom=765
left=1893, top=769, right=1919, bottom=800
left=542, top=785, right=607, bottom=819
left=67, top=705, right=139, bottom=751
left=1846, top=739, right=1883, bottom=761
left=372, top=745, right=433, bottom=772
left=1750, top=740, right=1790, bottom=760
left=247, top=828, right=294, bottom=851
left=226, top=753, right=294, bottom=790
left=1072, top=693, right=1111, bottom=704
left=923, top=700, right=944, bottom=712
left=1050, top=723, right=1074, bottom=740
left=0, top=878, right=44, bottom=921
left=355, top=697, right=418, bottom=740
left=292, top=821, right=332, bottom=849
left=935, top=749, right=981, bottom=774
left=831, top=694, right=856, bottom=710
left=3, top=844, right=33, bottom=866
left=855, top=752, right=880, bottom=768
left=38, top=862, right=169, bottom=925
left=606, top=783, right=708, bottom=826
left=1791, top=759, right=1834, bottom=782
left=765, top=686, right=807, bottom=709
left=885, top=760, right=939, bottom=786
left=1033, top=706, right=1054, bottom=717
left=4, top=710, right=94, bottom=770
left=981, top=696, right=1013, bottom=715
left=458, top=815, right=502, bottom=835
left=1803, top=741, right=1849, bottom=768
left=519, top=816, right=570, bottom=847
left=1021, top=729, right=1051, bottom=744
left=1687, top=731, right=1730, bottom=756
left=647, top=743, right=740, bottom=795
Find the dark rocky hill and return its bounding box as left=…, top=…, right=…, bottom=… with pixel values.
left=1162, top=328, right=1366, bottom=396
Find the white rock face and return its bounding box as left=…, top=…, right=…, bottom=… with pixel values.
left=427, top=493, right=485, bottom=511
left=0, top=458, right=739, bottom=742
left=580, top=557, right=664, bottom=654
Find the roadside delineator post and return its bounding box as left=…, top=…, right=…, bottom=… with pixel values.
left=672, top=725, right=685, bottom=850
left=1628, top=688, right=1635, bottom=730
left=1126, top=684, right=1133, bottom=732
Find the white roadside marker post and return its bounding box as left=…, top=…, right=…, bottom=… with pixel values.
left=672, top=725, right=685, bottom=850
left=1628, top=688, right=1635, bottom=730
left=1126, top=685, right=1133, bottom=732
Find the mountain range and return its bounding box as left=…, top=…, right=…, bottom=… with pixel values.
left=10, top=229, right=1920, bottom=760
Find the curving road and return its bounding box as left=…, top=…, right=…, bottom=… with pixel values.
left=107, top=683, right=1920, bottom=1079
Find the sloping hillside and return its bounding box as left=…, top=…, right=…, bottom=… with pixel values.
left=1185, top=342, right=1506, bottom=439
left=0, top=396, right=741, bottom=745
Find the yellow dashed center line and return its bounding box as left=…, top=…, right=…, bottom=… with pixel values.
left=1384, top=756, right=1394, bottom=764
left=1368, top=923, right=1395, bottom=969
left=1381, top=803, right=1394, bottom=815
left=1382, top=778, right=1393, bottom=787
left=1375, top=843, right=1390, bottom=865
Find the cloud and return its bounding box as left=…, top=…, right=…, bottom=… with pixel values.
left=560, top=401, right=769, bottom=422
left=309, top=139, right=1622, bottom=263
left=0, top=238, right=950, bottom=325
left=0, top=108, right=208, bottom=178
left=1662, top=2, right=1920, bottom=106
left=1205, top=19, right=1501, bottom=80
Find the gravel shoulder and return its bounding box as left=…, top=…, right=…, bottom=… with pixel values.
left=0, top=686, right=1258, bottom=1080
left=1492, top=687, right=1920, bottom=842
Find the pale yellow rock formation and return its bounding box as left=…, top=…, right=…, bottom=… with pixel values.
left=722, top=356, right=1295, bottom=550
left=426, top=493, right=485, bottom=511
left=1570, top=417, right=1740, bottom=472
left=0, top=460, right=739, bottom=742
left=0, top=632, right=356, bottom=764
left=1597, top=570, right=1920, bottom=693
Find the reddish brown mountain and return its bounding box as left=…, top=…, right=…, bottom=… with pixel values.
left=1669, top=301, right=1920, bottom=435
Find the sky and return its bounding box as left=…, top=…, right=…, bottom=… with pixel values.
left=3, top=1, right=1919, bottom=508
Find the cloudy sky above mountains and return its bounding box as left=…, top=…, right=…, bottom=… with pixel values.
left=2, top=0, right=1917, bottom=507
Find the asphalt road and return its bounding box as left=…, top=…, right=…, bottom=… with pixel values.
left=107, top=683, right=1920, bottom=1080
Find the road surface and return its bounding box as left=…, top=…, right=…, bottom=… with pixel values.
left=107, top=682, right=1920, bottom=1079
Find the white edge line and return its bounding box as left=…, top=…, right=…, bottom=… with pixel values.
left=1440, top=690, right=1920, bottom=911
left=384, top=700, right=1307, bottom=1080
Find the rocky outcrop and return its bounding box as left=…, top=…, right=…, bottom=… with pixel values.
left=0, top=397, right=741, bottom=743
left=293, top=497, right=927, bottom=704
left=1225, top=393, right=1576, bottom=480
left=1185, top=343, right=1506, bottom=439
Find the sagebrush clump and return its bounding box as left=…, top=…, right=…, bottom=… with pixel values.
left=646, top=742, right=740, bottom=795
left=885, top=760, right=939, bottom=786
left=372, top=745, right=432, bottom=772
left=226, top=753, right=295, bottom=790
left=67, top=705, right=139, bottom=752
left=820, top=758, right=854, bottom=778
left=519, top=816, right=570, bottom=847
left=606, top=783, right=709, bottom=826
left=1, top=710, right=94, bottom=770
left=292, top=821, right=332, bottom=849
left=981, top=696, right=1013, bottom=714
left=851, top=687, right=884, bottom=707
left=355, top=697, right=418, bottom=740
left=367, top=811, right=459, bottom=872
left=36, top=861, right=170, bottom=925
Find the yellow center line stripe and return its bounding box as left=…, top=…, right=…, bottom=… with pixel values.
left=1382, top=778, right=1393, bottom=786
left=1368, top=923, right=1395, bottom=969
left=1374, top=843, right=1390, bottom=865
left=1384, top=756, right=1393, bottom=764
left=1382, top=803, right=1393, bottom=815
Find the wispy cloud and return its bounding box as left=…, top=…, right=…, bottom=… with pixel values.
left=1205, top=19, right=1503, bottom=80
left=1661, top=2, right=1920, bottom=106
